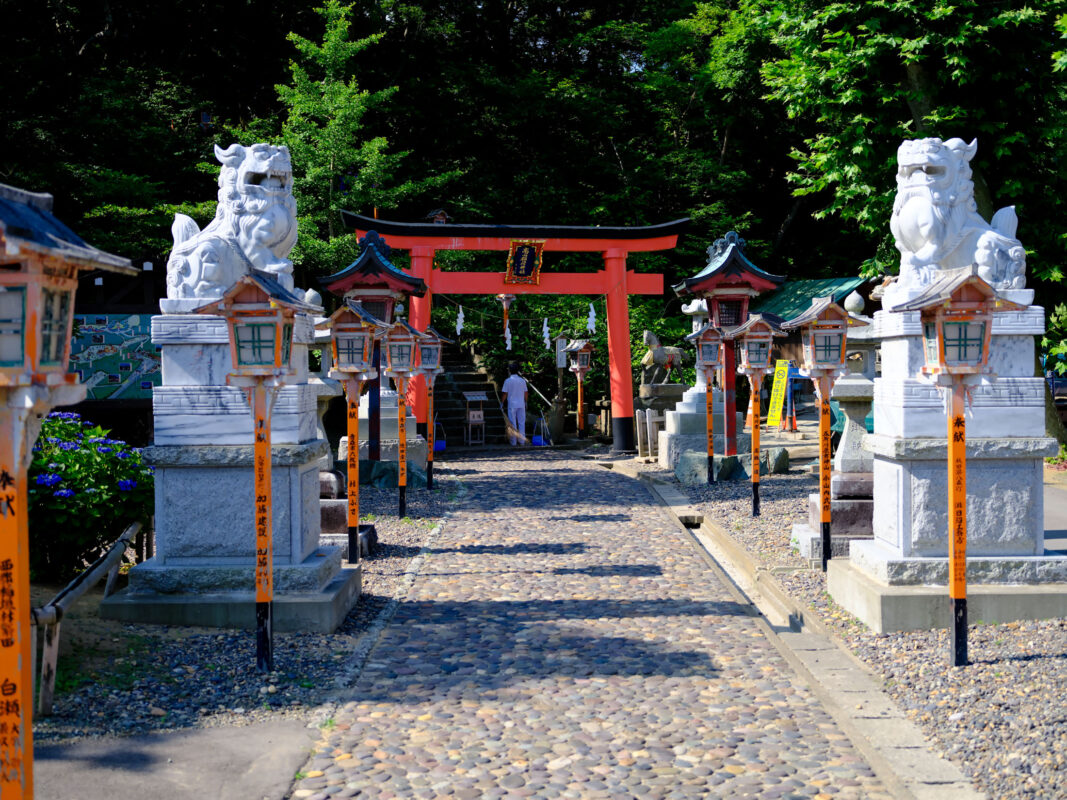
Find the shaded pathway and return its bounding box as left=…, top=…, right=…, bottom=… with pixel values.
left=291, top=451, right=892, bottom=799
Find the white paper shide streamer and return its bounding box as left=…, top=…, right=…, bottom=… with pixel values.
left=587, top=303, right=596, bottom=334
left=542, top=318, right=550, bottom=349
left=505, top=321, right=512, bottom=351
left=456, top=306, right=464, bottom=336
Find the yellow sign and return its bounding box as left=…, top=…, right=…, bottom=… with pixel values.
left=766, top=360, right=790, bottom=428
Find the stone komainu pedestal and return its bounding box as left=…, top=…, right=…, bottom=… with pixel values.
left=101, top=314, right=361, bottom=632
left=829, top=303, right=1067, bottom=632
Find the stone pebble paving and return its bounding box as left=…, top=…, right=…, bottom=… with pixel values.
left=291, top=451, right=893, bottom=799
left=638, top=458, right=1065, bottom=800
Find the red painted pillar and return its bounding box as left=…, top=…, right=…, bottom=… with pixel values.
left=603, top=249, right=636, bottom=451
left=409, top=246, right=434, bottom=433
left=722, top=343, right=738, bottom=456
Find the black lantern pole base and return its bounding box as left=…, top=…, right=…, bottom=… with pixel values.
left=821, top=521, right=831, bottom=572
left=427, top=461, right=434, bottom=491
left=752, top=483, right=760, bottom=517
left=707, top=455, right=715, bottom=485
left=950, top=597, right=968, bottom=667
left=398, top=485, right=406, bottom=519
left=256, top=601, right=273, bottom=673
left=346, top=523, right=378, bottom=562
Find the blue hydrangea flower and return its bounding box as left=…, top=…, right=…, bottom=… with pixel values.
left=82, top=420, right=94, bottom=426
left=35, top=473, right=62, bottom=487
left=96, top=446, right=112, bottom=454
left=117, top=479, right=137, bottom=491
left=59, top=442, right=79, bottom=451
left=45, top=437, right=60, bottom=444
left=115, top=451, right=132, bottom=459
left=103, top=438, right=124, bottom=446
left=87, top=437, right=106, bottom=444
left=53, top=489, right=75, bottom=498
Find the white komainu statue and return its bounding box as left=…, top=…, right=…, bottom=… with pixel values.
left=166, top=143, right=299, bottom=300
left=890, top=137, right=1025, bottom=291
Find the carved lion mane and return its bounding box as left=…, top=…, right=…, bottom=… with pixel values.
left=166, top=143, right=299, bottom=300
left=890, top=137, right=1025, bottom=292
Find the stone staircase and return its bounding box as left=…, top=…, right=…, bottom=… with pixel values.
left=432, top=343, right=508, bottom=447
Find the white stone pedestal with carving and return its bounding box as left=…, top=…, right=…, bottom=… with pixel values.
left=830, top=303, right=1066, bottom=632
left=101, top=313, right=361, bottom=632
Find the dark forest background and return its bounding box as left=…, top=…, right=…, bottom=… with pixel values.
left=3, top=0, right=1067, bottom=404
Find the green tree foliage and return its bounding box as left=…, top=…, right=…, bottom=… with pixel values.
left=3, top=0, right=1066, bottom=387
left=760, top=0, right=1067, bottom=284
left=259, top=0, right=460, bottom=284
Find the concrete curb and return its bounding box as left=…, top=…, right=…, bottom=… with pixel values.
left=611, top=463, right=986, bottom=800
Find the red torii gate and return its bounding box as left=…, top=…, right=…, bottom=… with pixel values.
left=343, top=212, right=688, bottom=451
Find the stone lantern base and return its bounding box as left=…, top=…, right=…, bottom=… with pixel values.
left=828, top=303, right=1067, bottom=632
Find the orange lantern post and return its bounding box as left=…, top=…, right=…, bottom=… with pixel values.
left=0, top=185, right=134, bottom=798
left=418, top=327, right=453, bottom=490
left=383, top=313, right=428, bottom=518
left=686, top=323, right=724, bottom=484
left=782, top=297, right=868, bottom=571
left=564, top=339, right=594, bottom=438
left=194, top=272, right=320, bottom=672
left=893, top=265, right=1024, bottom=666
left=725, top=315, right=783, bottom=517
left=318, top=301, right=388, bottom=563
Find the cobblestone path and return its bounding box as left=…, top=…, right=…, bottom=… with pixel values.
left=292, top=452, right=892, bottom=799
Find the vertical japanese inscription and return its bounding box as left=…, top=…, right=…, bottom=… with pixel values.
left=948, top=402, right=967, bottom=600
left=397, top=379, right=407, bottom=486
left=253, top=387, right=272, bottom=604
left=0, top=453, right=29, bottom=793
left=819, top=388, right=832, bottom=524
left=705, top=386, right=714, bottom=458
left=751, top=379, right=761, bottom=484
left=427, top=387, right=435, bottom=463
left=347, top=389, right=360, bottom=528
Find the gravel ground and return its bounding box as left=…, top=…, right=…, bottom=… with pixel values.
left=631, top=458, right=1067, bottom=800
left=32, top=475, right=456, bottom=745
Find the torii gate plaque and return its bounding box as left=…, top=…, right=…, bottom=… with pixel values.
left=344, top=212, right=688, bottom=451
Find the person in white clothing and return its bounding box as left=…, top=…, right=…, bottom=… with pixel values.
left=501, top=362, right=528, bottom=446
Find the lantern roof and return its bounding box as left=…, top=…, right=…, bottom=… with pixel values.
left=722, top=313, right=785, bottom=340
left=685, top=322, right=724, bottom=343
left=386, top=317, right=432, bottom=340
left=780, top=295, right=870, bottom=331
left=193, top=270, right=324, bottom=316
left=318, top=230, right=428, bottom=298
left=315, top=299, right=390, bottom=332
left=424, top=325, right=455, bottom=346
left=0, top=183, right=135, bottom=274
left=563, top=339, right=594, bottom=353
left=891, top=264, right=1027, bottom=313
left=672, top=231, right=785, bottom=297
